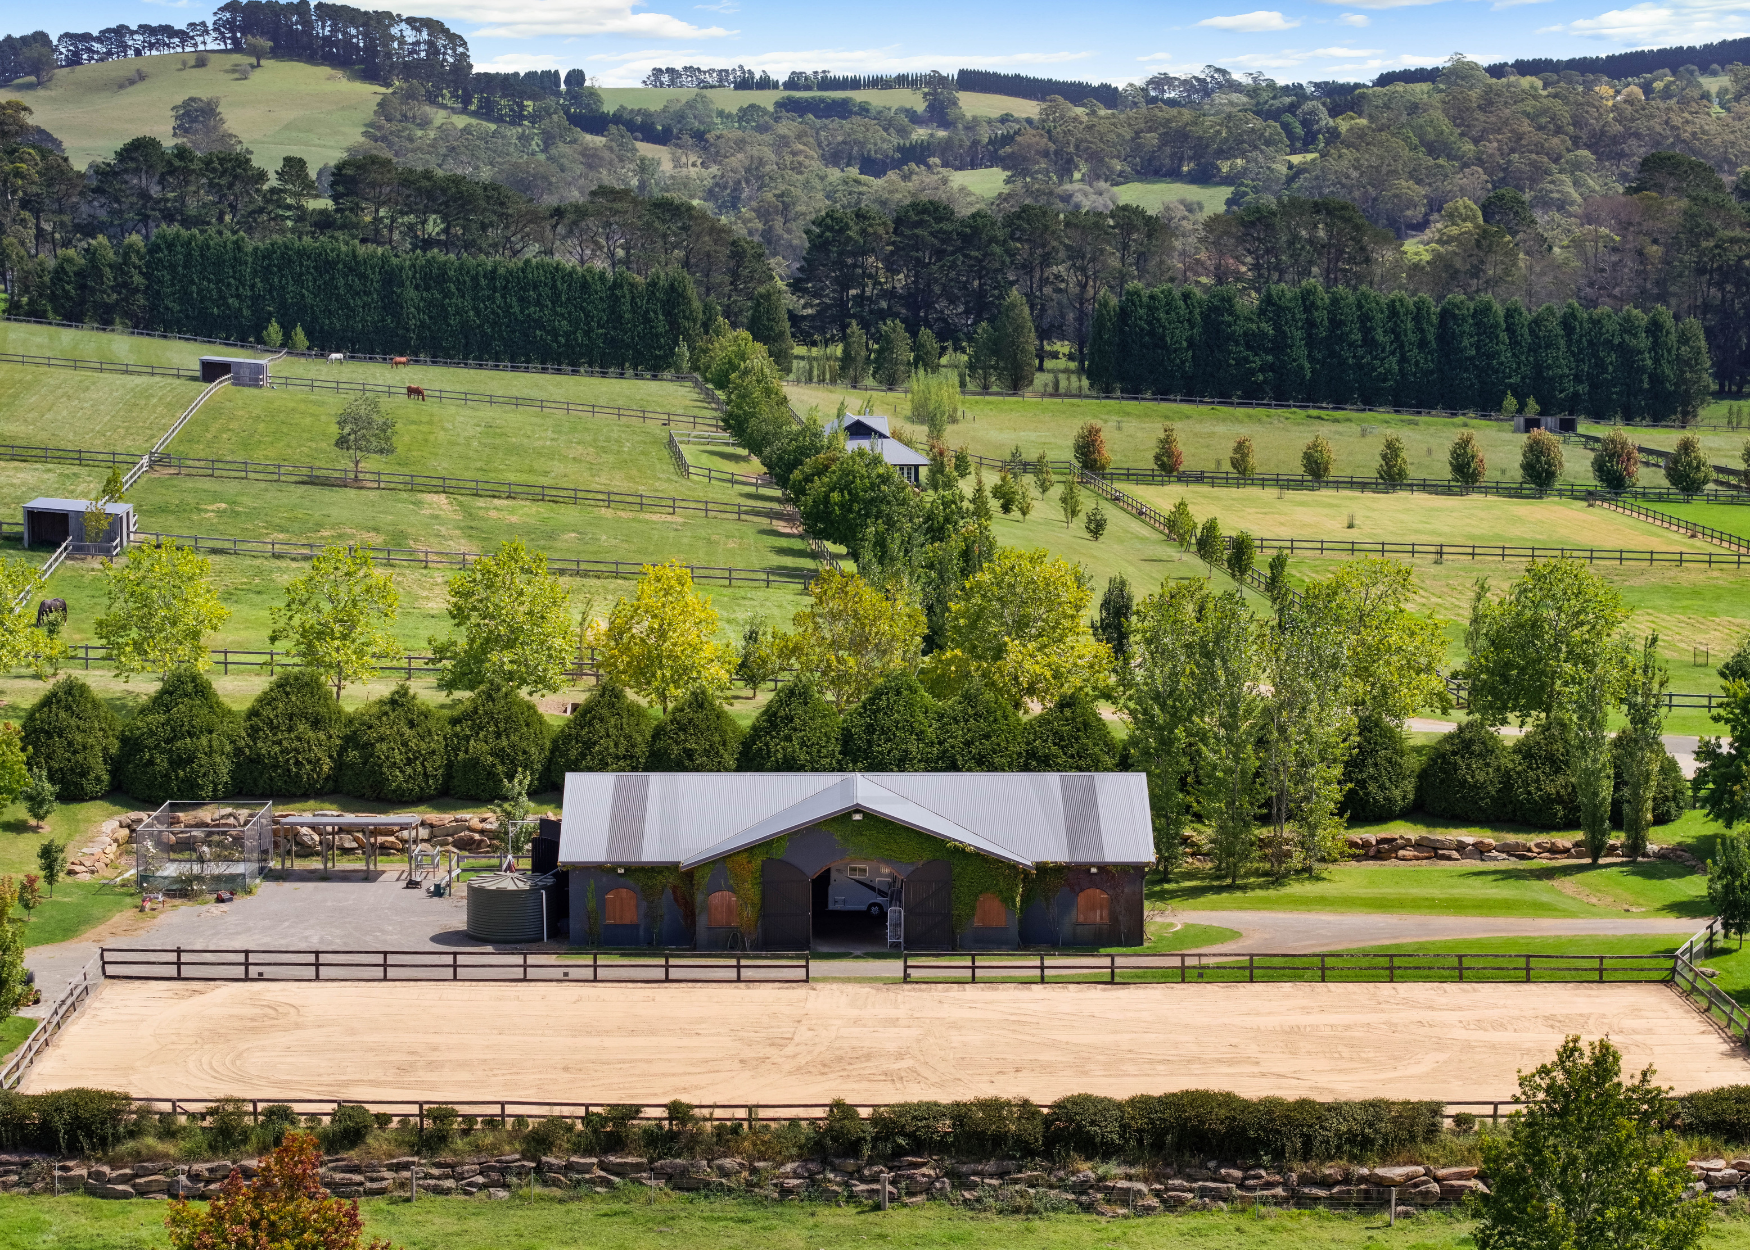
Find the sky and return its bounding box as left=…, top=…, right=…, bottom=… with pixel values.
left=40, top=0, right=1750, bottom=87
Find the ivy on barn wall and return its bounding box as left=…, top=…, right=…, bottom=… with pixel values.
left=721, top=835, right=790, bottom=941
left=820, top=813, right=1024, bottom=934
left=622, top=866, right=697, bottom=944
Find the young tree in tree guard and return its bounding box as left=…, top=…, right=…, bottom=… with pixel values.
left=922, top=547, right=1110, bottom=708
left=782, top=569, right=924, bottom=709
left=1300, top=435, right=1335, bottom=481
left=592, top=559, right=735, bottom=711
left=1166, top=498, right=1196, bottom=547
left=95, top=539, right=228, bottom=679
left=1226, top=531, right=1256, bottom=582
left=737, top=678, right=842, bottom=771
left=1474, top=1035, right=1706, bottom=1250
left=1031, top=451, right=1054, bottom=498
left=1519, top=427, right=1564, bottom=490
left=1059, top=474, right=1082, bottom=528
left=1083, top=501, right=1108, bottom=542
left=872, top=319, right=913, bottom=388
left=546, top=682, right=653, bottom=777
left=333, top=393, right=396, bottom=479
left=1675, top=317, right=1714, bottom=424
left=1195, top=590, right=1268, bottom=885
left=1448, top=429, right=1486, bottom=486
left=1091, top=575, right=1134, bottom=671
left=993, top=290, right=1037, bottom=392
left=432, top=538, right=574, bottom=696
left=166, top=1131, right=394, bottom=1250
left=1022, top=689, right=1118, bottom=770
left=1619, top=634, right=1668, bottom=861
left=840, top=320, right=869, bottom=385
left=1696, top=678, right=1750, bottom=830
left=34, top=837, right=65, bottom=898
left=270, top=546, right=402, bottom=700
left=746, top=283, right=794, bottom=373
left=840, top=669, right=937, bottom=770
left=1713, top=834, right=1750, bottom=947
left=1591, top=426, right=1639, bottom=490
left=1664, top=433, right=1714, bottom=494
left=1072, top=422, right=1111, bottom=473
left=1377, top=433, right=1410, bottom=484
left=1154, top=425, right=1183, bottom=476
left=914, top=327, right=941, bottom=375
left=1195, top=516, right=1224, bottom=566
left=1463, top=558, right=1630, bottom=725
left=1229, top=436, right=1256, bottom=477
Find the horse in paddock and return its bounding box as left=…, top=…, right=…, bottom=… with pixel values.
left=390, top=357, right=409, bottom=368
left=35, top=598, right=67, bottom=629
left=406, top=385, right=426, bottom=401
left=327, top=353, right=345, bottom=363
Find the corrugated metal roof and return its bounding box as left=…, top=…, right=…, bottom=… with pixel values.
left=557, top=772, right=1153, bottom=868
left=25, top=499, right=133, bottom=515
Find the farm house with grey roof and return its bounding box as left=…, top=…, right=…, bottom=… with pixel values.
left=556, top=772, right=1151, bottom=951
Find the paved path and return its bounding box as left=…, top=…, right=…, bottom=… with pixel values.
left=1172, top=908, right=1705, bottom=954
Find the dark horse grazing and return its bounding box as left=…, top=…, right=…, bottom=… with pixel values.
left=35, top=598, right=67, bottom=628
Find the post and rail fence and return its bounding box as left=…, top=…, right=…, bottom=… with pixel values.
left=899, top=950, right=1679, bottom=984
left=98, top=947, right=812, bottom=984
left=0, top=955, right=100, bottom=1090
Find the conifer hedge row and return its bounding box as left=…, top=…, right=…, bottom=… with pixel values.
left=1090, top=282, right=1709, bottom=423
left=142, top=230, right=703, bottom=367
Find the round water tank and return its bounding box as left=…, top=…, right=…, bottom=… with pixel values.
left=465, top=871, right=548, bottom=943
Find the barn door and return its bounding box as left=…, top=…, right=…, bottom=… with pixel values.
left=904, top=860, right=954, bottom=950
left=760, top=859, right=811, bottom=950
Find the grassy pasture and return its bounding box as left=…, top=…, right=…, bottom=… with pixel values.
left=1113, top=179, right=1230, bottom=214
left=0, top=364, right=196, bottom=453
left=3, top=53, right=384, bottom=176
left=597, top=86, right=1039, bottom=119
left=1649, top=500, right=1750, bottom=542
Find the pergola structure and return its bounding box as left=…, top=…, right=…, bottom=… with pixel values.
left=275, top=815, right=422, bottom=873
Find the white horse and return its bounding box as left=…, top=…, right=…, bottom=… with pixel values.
left=327, top=353, right=345, bottom=363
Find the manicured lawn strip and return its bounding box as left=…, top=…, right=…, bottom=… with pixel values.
left=5, top=880, right=138, bottom=948
left=1152, top=856, right=1713, bottom=920
left=1339, top=935, right=1686, bottom=956
left=0, top=363, right=197, bottom=452
left=0, top=1193, right=1511, bottom=1250
left=1108, top=921, right=1242, bottom=953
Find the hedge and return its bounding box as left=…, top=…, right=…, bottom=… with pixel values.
left=0, top=1088, right=134, bottom=1154
left=1416, top=719, right=1508, bottom=822
left=647, top=686, right=742, bottom=772
left=545, top=682, right=652, bottom=781
left=115, top=668, right=244, bottom=804
left=1340, top=711, right=1418, bottom=822
left=337, top=683, right=449, bottom=802
left=20, top=676, right=119, bottom=801
left=737, top=679, right=841, bottom=772
left=446, top=681, right=552, bottom=800
left=233, top=670, right=346, bottom=797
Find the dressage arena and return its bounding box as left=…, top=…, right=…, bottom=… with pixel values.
left=21, top=979, right=1749, bottom=1103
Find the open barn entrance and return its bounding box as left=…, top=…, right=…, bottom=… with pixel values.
left=811, top=860, right=891, bottom=952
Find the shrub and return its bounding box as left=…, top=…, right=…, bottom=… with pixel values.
left=1022, top=690, right=1117, bottom=771
left=868, top=1101, right=953, bottom=1157
left=423, top=1105, right=459, bottom=1148
left=20, top=677, right=120, bottom=800
left=1679, top=1085, right=1750, bottom=1141
left=521, top=1115, right=575, bottom=1159
left=949, top=1098, right=1044, bottom=1158
left=1045, top=1093, right=1125, bottom=1159
left=737, top=678, right=842, bottom=771
left=819, top=1098, right=870, bottom=1159
left=545, top=682, right=652, bottom=781
left=1416, top=720, right=1508, bottom=822
left=260, top=1104, right=298, bottom=1148
left=1502, top=718, right=1579, bottom=828
left=646, top=686, right=742, bottom=771
left=446, top=681, right=552, bottom=800
left=840, top=670, right=936, bottom=770
left=164, top=1132, right=382, bottom=1250
left=931, top=680, right=1025, bottom=770
left=116, top=668, right=243, bottom=803
left=233, top=670, right=345, bottom=797
left=1610, top=735, right=1690, bottom=828
left=324, top=1103, right=374, bottom=1150
left=1120, top=1091, right=1441, bottom=1160
left=0, top=1087, right=135, bottom=1154
left=205, top=1097, right=253, bottom=1153
left=336, top=684, right=447, bottom=801
left=1341, top=712, right=1418, bottom=822
left=1519, top=428, right=1564, bottom=489
left=1591, top=426, right=1639, bottom=490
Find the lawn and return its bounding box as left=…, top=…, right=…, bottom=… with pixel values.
left=0, top=1013, right=34, bottom=1059
left=945, top=167, right=1009, bottom=198
left=3, top=879, right=137, bottom=947
left=4, top=54, right=385, bottom=179
left=1153, top=854, right=1714, bottom=920
left=1343, top=934, right=1684, bottom=956
left=1647, top=500, right=1750, bottom=543
left=0, top=364, right=196, bottom=453
left=1109, top=920, right=1242, bottom=953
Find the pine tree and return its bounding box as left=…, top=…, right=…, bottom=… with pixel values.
left=914, top=327, right=941, bottom=374
left=1299, top=281, right=1332, bottom=404
left=1324, top=287, right=1362, bottom=405
left=1675, top=318, right=1715, bottom=424
left=1258, top=284, right=1309, bottom=402
left=1087, top=292, right=1118, bottom=394
left=1404, top=294, right=1440, bottom=408
left=1116, top=283, right=1151, bottom=394
left=1151, top=284, right=1193, bottom=395
left=1377, top=434, right=1410, bottom=484
left=993, top=291, right=1037, bottom=392
left=841, top=320, right=869, bottom=385
left=1586, top=306, right=1621, bottom=420
left=1616, top=307, right=1652, bottom=422
left=1644, top=306, right=1678, bottom=422
left=1527, top=303, right=1571, bottom=415
left=1435, top=295, right=1475, bottom=410
left=1355, top=286, right=1396, bottom=406
left=1198, top=286, right=1254, bottom=400
left=746, top=283, right=794, bottom=374
left=1559, top=300, right=1590, bottom=414
left=1502, top=299, right=1531, bottom=404
left=1470, top=296, right=1510, bottom=412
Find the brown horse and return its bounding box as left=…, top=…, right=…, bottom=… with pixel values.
left=390, top=356, right=409, bottom=368
left=406, top=385, right=426, bottom=401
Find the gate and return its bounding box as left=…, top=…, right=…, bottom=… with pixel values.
left=761, top=859, right=811, bottom=950
left=904, top=860, right=953, bottom=950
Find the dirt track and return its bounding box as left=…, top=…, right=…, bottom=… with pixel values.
left=24, top=980, right=1747, bottom=1103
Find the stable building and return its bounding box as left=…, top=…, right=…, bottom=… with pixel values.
left=556, top=772, right=1152, bottom=950
left=823, top=413, right=931, bottom=486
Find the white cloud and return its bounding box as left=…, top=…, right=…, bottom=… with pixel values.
left=471, top=52, right=570, bottom=70
left=141, top=0, right=196, bottom=9
left=416, top=0, right=731, bottom=39
left=1537, top=0, right=1750, bottom=41
left=1337, top=12, right=1372, bottom=23
left=1320, top=52, right=1446, bottom=71
left=694, top=0, right=738, bottom=10
left=1196, top=10, right=1302, bottom=29
left=1316, top=0, right=1450, bottom=8
left=587, top=46, right=703, bottom=61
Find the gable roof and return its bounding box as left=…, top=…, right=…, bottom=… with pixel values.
left=823, top=413, right=932, bottom=468
left=557, top=772, right=1153, bottom=869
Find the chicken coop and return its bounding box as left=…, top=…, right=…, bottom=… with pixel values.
left=135, top=801, right=274, bottom=893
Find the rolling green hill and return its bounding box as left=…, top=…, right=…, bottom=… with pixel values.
left=4, top=51, right=386, bottom=173
left=596, top=87, right=1038, bottom=119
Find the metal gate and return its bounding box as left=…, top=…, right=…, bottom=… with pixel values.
left=903, top=860, right=953, bottom=950
left=761, top=859, right=811, bottom=950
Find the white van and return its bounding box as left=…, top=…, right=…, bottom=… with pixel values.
left=827, top=862, right=895, bottom=917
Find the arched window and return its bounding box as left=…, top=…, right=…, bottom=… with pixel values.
left=707, top=890, right=738, bottom=928
left=1076, top=888, right=1111, bottom=925
left=973, top=893, right=1007, bottom=928
left=604, top=887, right=638, bottom=925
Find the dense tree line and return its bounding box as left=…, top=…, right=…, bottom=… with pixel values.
left=209, top=1, right=470, bottom=93
left=1086, top=282, right=1714, bottom=420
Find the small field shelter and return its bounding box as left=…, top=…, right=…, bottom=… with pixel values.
left=199, top=356, right=270, bottom=387
left=556, top=772, right=1152, bottom=950
left=23, top=498, right=134, bottom=552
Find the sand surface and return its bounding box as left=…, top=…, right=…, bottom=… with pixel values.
left=24, top=980, right=1746, bottom=1105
